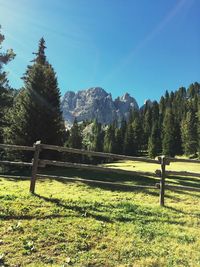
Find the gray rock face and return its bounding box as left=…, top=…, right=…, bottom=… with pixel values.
left=61, top=87, right=139, bottom=126
left=114, top=93, right=139, bottom=121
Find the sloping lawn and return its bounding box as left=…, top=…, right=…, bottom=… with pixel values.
left=0, top=163, right=200, bottom=266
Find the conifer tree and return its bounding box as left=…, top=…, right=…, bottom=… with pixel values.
left=103, top=124, right=115, bottom=153
left=143, top=106, right=152, bottom=149
left=114, top=127, right=123, bottom=154
left=113, top=118, right=126, bottom=155
left=131, top=112, right=143, bottom=154
left=162, top=108, right=176, bottom=157
left=151, top=101, right=160, bottom=125
left=164, top=90, right=170, bottom=108
left=4, top=38, right=65, bottom=147
left=181, top=110, right=198, bottom=156
left=89, top=119, right=103, bottom=152
left=0, top=27, right=15, bottom=143
left=173, top=121, right=182, bottom=155
left=123, top=123, right=135, bottom=155
left=120, top=118, right=127, bottom=141
left=68, top=118, right=82, bottom=149
left=159, top=96, right=165, bottom=127
left=148, top=122, right=161, bottom=158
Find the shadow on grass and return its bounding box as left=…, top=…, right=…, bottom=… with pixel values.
left=165, top=205, right=194, bottom=215
left=51, top=176, right=159, bottom=197
left=39, top=166, right=162, bottom=196
left=165, top=175, right=200, bottom=198
left=30, top=193, right=189, bottom=226
left=39, top=166, right=158, bottom=185
left=166, top=175, right=200, bottom=188
left=1, top=166, right=199, bottom=199
left=0, top=189, right=196, bottom=226
left=166, top=188, right=200, bottom=198
left=40, top=167, right=200, bottom=199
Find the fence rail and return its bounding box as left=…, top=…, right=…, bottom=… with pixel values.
left=0, top=160, right=33, bottom=167
left=41, top=143, right=160, bottom=164
left=0, top=144, right=35, bottom=151
left=38, top=174, right=158, bottom=190
left=40, top=159, right=159, bottom=177
left=0, top=141, right=200, bottom=207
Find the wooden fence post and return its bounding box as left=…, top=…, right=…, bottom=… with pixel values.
left=159, top=156, right=166, bottom=207
left=30, top=140, right=41, bottom=194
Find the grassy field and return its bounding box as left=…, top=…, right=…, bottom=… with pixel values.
left=0, top=160, right=200, bottom=267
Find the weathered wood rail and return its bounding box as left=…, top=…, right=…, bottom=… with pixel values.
left=41, top=143, right=160, bottom=164
left=39, top=159, right=159, bottom=177
left=0, top=141, right=200, bottom=206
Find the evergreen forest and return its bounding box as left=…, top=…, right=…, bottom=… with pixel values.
left=68, top=83, right=200, bottom=159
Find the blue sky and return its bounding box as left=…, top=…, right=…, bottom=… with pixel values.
left=0, top=0, right=199, bottom=106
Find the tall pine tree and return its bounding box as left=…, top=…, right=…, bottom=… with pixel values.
left=89, top=119, right=103, bottom=152
left=103, top=124, right=115, bottom=153
left=0, top=26, right=15, bottom=143
left=123, top=123, right=135, bottom=155
left=67, top=118, right=82, bottom=149
left=162, top=108, right=176, bottom=157
left=148, top=122, right=161, bottom=158
left=4, top=38, right=65, bottom=148
left=181, top=110, right=198, bottom=156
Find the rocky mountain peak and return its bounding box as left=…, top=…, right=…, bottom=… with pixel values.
left=121, top=92, right=132, bottom=101
left=86, top=87, right=108, bottom=97
left=61, top=87, right=139, bottom=127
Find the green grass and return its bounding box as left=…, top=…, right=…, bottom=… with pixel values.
left=0, top=161, right=200, bottom=267
left=104, top=159, right=200, bottom=174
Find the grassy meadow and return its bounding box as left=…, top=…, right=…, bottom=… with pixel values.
left=0, top=160, right=200, bottom=267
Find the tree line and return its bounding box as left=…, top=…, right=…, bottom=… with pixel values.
left=68, top=84, right=200, bottom=159
left=0, top=27, right=200, bottom=161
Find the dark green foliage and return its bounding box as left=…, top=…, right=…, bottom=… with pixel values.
left=131, top=111, right=143, bottom=154
left=147, top=101, right=162, bottom=157
left=67, top=118, right=82, bottom=149
left=151, top=101, right=159, bottom=122
left=65, top=118, right=83, bottom=162
left=0, top=26, right=15, bottom=143
left=143, top=105, right=152, bottom=149
left=120, top=118, right=127, bottom=140
left=114, top=127, right=123, bottom=154
left=162, top=108, right=176, bottom=157
left=4, top=38, right=65, bottom=149
left=122, top=111, right=142, bottom=156
left=173, top=121, right=183, bottom=155
left=103, top=124, right=115, bottom=153
left=181, top=110, right=198, bottom=156
left=89, top=120, right=103, bottom=152
left=123, top=123, right=135, bottom=155
left=148, top=122, right=161, bottom=158
left=179, top=83, right=200, bottom=157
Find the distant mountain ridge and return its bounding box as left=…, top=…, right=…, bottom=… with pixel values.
left=61, top=87, right=139, bottom=127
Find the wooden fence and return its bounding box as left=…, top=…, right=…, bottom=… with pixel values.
left=0, top=141, right=200, bottom=207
